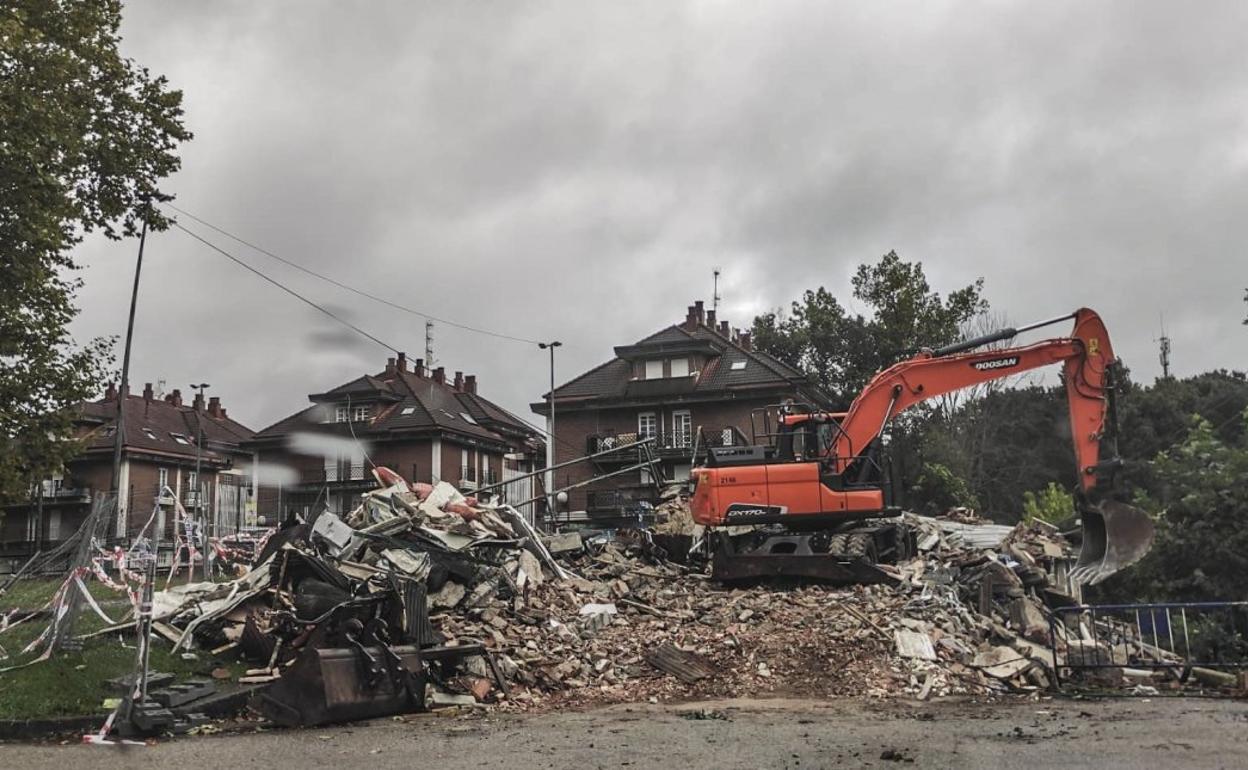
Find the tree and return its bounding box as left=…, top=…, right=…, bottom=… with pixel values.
left=0, top=0, right=191, bottom=501
left=752, top=251, right=987, bottom=406
left=1098, top=413, right=1248, bottom=604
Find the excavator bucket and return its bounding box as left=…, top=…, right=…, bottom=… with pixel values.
left=1071, top=500, right=1155, bottom=585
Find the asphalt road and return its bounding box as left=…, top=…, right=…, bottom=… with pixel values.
left=3, top=696, right=1246, bottom=769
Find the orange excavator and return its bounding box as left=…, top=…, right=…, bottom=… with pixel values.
left=689, top=308, right=1154, bottom=586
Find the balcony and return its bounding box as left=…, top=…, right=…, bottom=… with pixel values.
left=298, top=465, right=372, bottom=488
left=38, top=479, right=92, bottom=502
left=587, top=426, right=747, bottom=463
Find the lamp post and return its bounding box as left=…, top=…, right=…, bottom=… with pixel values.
left=538, top=341, right=561, bottom=529
left=190, top=382, right=210, bottom=581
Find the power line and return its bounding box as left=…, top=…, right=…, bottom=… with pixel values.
left=172, top=215, right=582, bottom=452
left=174, top=222, right=400, bottom=354
left=163, top=203, right=543, bottom=345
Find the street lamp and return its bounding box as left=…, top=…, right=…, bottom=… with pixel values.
left=190, top=382, right=210, bottom=581
left=538, top=341, right=561, bottom=528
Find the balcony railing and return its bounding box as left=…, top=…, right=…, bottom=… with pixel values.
left=300, top=465, right=369, bottom=485
left=588, top=426, right=746, bottom=461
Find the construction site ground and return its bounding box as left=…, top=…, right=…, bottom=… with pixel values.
left=4, top=695, right=1246, bottom=768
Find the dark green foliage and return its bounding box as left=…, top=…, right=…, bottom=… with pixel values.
left=1096, top=413, right=1248, bottom=604
left=752, top=251, right=986, bottom=406
left=0, top=0, right=191, bottom=501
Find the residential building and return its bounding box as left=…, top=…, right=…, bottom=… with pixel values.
left=245, top=353, right=544, bottom=521
left=532, top=300, right=833, bottom=520
left=0, top=383, right=256, bottom=560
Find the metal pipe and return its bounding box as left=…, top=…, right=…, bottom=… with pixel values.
left=471, top=436, right=657, bottom=496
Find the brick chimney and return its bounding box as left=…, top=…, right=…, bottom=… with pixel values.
left=208, top=396, right=224, bottom=418
left=397, top=351, right=407, bottom=372
left=192, top=391, right=205, bottom=411
left=105, top=382, right=117, bottom=401
left=694, top=300, right=705, bottom=326
left=142, top=382, right=154, bottom=402
left=414, top=358, right=424, bottom=377
left=433, top=366, right=445, bottom=384
left=683, top=305, right=698, bottom=330
left=453, top=371, right=464, bottom=391
left=463, top=375, right=477, bottom=395
left=739, top=331, right=752, bottom=350
left=719, top=320, right=730, bottom=336
left=385, top=357, right=397, bottom=376
left=707, top=309, right=717, bottom=329
left=166, top=388, right=183, bottom=407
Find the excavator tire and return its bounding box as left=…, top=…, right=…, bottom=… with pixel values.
left=825, top=534, right=850, bottom=555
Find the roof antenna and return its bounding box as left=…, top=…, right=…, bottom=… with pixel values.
left=425, top=320, right=435, bottom=369
left=712, top=267, right=722, bottom=312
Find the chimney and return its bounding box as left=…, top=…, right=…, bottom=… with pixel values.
left=192, top=391, right=205, bottom=411
left=706, top=309, right=717, bottom=329
left=168, top=388, right=183, bottom=407
left=397, top=351, right=407, bottom=372
left=453, top=371, right=464, bottom=391
left=414, top=358, right=424, bottom=377
left=719, top=320, right=730, bottom=336
left=433, top=366, right=445, bottom=384
left=208, top=396, right=223, bottom=418
left=142, top=382, right=154, bottom=402
left=105, top=382, right=117, bottom=401
left=683, top=305, right=698, bottom=330
left=694, top=300, right=706, bottom=326
left=385, top=357, right=397, bottom=376
left=464, top=374, right=477, bottom=395
left=739, top=331, right=752, bottom=350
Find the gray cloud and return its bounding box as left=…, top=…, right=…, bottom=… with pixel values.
left=70, top=0, right=1248, bottom=432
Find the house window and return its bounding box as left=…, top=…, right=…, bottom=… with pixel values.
left=401, top=406, right=416, bottom=415
left=335, top=406, right=350, bottom=423
left=644, top=360, right=663, bottom=379
left=672, top=410, right=692, bottom=448
left=142, top=428, right=158, bottom=440
left=170, top=433, right=190, bottom=445
left=730, top=360, right=747, bottom=370
left=670, top=358, right=690, bottom=378
left=158, top=467, right=169, bottom=493
left=638, top=412, right=657, bottom=439
left=353, top=405, right=371, bottom=422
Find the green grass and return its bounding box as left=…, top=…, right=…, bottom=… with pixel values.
left=0, top=578, right=245, bottom=720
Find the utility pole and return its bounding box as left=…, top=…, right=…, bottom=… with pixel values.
left=538, top=341, right=562, bottom=530
left=1157, top=315, right=1172, bottom=380
left=111, top=216, right=148, bottom=541
left=191, top=382, right=210, bottom=581
left=712, top=268, right=721, bottom=313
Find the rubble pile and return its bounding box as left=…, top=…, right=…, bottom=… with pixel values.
left=137, top=472, right=1202, bottom=726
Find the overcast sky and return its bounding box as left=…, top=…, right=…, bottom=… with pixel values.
left=69, top=1, right=1248, bottom=432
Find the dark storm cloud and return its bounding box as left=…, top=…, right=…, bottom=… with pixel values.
left=69, top=1, right=1248, bottom=432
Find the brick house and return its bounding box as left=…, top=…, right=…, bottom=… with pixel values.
left=0, top=383, right=256, bottom=559
left=245, top=353, right=544, bottom=521
left=532, top=301, right=833, bottom=519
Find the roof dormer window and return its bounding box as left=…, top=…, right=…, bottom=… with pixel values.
left=644, top=360, right=664, bottom=379
left=352, top=405, right=371, bottom=422
left=670, top=357, right=689, bottom=378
